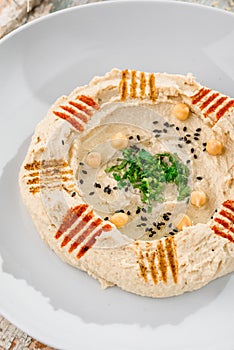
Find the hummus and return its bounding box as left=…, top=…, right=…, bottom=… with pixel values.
left=19, top=69, right=234, bottom=297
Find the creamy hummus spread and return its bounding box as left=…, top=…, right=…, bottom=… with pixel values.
left=19, top=69, right=234, bottom=297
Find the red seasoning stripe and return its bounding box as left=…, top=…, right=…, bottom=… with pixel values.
left=69, top=218, right=102, bottom=253
left=220, top=209, right=234, bottom=224
left=77, top=224, right=112, bottom=259
left=191, top=88, right=211, bottom=105
left=77, top=95, right=99, bottom=110
left=211, top=225, right=234, bottom=243
left=199, top=93, right=219, bottom=112
left=204, top=96, right=228, bottom=117
left=223, top=200, right=234, bottom=213
left=60, top=105, right=88, bottom=123
left=214, top=218, right=234, bottom=234
left=55, top=205, right=88, bottom=240
left=68, top=101, right=93, bottom=116
left=63, top=211, right=94, bottom=250
left=216, top=100, right=234, bottom=120
left=53, top=111, right=84, bottom=132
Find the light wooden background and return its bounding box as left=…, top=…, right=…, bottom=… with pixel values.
left=0, top=0, right=233, bottom=349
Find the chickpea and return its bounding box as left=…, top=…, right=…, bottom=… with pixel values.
left=190, top=190, right=207, bottom=207
left=86, top=152, right=102, bottom=168
left=173, top=103, right=190, bottom=121
left=174, top=213, right=192, bottom=231
left=110, top=212, right=128, bottom=228
left=206, top=139, right=223, bottom=156
left=111, top=132, right=128, bottom=150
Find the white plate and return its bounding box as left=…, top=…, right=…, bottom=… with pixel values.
left=0, top=1, right=234, bottom=349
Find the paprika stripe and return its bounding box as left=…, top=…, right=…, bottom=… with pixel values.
left=204, top=96, right=228, bottom=117
left=216, top=100, right=234, bottom=120
left=77, top=224, right=112, bottom=259
left=55, top=205, right=88, bottom=240
left=53, top=111, right=84, bottom=131
left=76, top=95, right=100, bottom=110
left=191, top=88, right=211, bottom=104
left=60, top=105, right=88, bottom=123
left=68, top=100, right=93, bottom=116
left=211, top=225, right=234, bottom=243
left=69, top=217, right=102, bottom=253
left=199, top=93, right=219, bottom=111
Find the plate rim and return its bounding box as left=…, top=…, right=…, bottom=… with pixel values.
left=0, top=1, right=234, bottom=349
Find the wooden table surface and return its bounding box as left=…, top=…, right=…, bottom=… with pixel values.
left=0, top=0, right=233, bottom=349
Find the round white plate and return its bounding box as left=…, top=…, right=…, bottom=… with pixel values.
left=0, top=1, right=234, bottom=349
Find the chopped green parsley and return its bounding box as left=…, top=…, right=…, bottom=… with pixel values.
left=105, top=146, right=190, bottom=211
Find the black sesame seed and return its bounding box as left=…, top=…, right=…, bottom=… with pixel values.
left=148, top=227, right=153, bottom=232
left=137, top=135, right=141, bottom=141
left=151, top=230, right=156, bottom=235
left=115, top=209, right=125, bottom=213
left=170, top=123, right=175, bottom=127
left=104, top=217, right=109, bottom=221
left=184, top=136, right=188, bottom=141
left=196, top=176, right=203, bottom=180
left=155, top=134, right=160, bottom=138
left=178, top=144, right=183, bottom=148
left=186, top=140, right=191, bottom=144
left=212, top=249, right=214, bottom=252
left=136, top=208, right=141, bottom=214
left=167, top=212, right=172, bottom=215
left=141, top=223, right=147, bottom=227
left=89, top=192, right=95, bottom=196
left=145, top=227, right=149, bottom=232
left=94, top=182, right=101, bottom=188
left=149, top=233, right=153, bottom=237
left=164, top=217, right=170, bottom=221
left=186, top=134, right=191, bottom=137
left=62, top=140, right=65, bottom=145
left=79, top=162, right=84, bottom=166
left=164, top=122, right=170, bottom=127
left=113, top=186, right=118, bottom=190
left=196, top=128, right=201, bottom=132
left=183, top=126, right=187, bottom=132
left=173, top=228, right=179, bottom=232
left=71, top=192, right=76, bottom=197
left=163, top=129, right=168, bottom=133
left=191, top=148, right=195, bottom=153
left=153, top=129, right=162, bottom=133
left=128, top=136, right=134, bottom=140
left=194, top=137, right=199, bottom=141
left=141, top=216, right=148, bottom=221
left=169, top=223, right=173, bottom=228
left=136, top=224, right=142, bottom=227
left=203, top=142, right=207, bottom=146
left=194, top=133, right=200, bottom=136
left=142, top=208, right=147, bottom=213
left=125, top=187, right=128, bottom=192
left=203, top=148, right=206, bottom=152
left=153, top=222, right=157, bottom=227
left=153, top=120, right=159, bottom=124
left=79, top=179, right=84, bottom=184
left=186, top=160, right=191, bottom=164
left=169, top=232, right=175, bottom=236
left=176, top=126, right=180, bottom=131
left=127, top=211, right=131, bottom=215
left=194, top=154, right=198, bottom=159
left=82, top=170, right=87, bottom=175
left=178, top=137, right=183, bottom=141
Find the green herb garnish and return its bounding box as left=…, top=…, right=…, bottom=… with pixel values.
left=105, top=146, right=190, bottom=210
